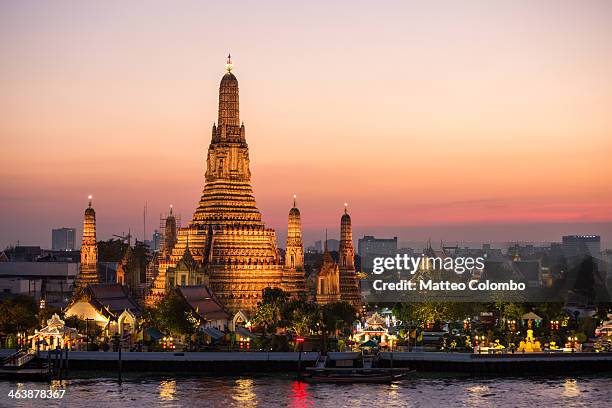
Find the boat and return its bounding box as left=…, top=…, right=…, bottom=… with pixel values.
left=299, top=351, right=413, bottom=384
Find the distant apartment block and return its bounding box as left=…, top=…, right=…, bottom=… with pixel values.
left=357, top=236, right=398, bottom=273
left=562, top=235, right=601, bottom=258
left=358, top=236, right=398, bottom=257
left=52, top=227, right=76, bottom=251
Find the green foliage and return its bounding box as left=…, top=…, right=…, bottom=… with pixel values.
left=533, top=302, right=565, bottom=320
left=149, top=292, right=198, bottom=337
left=319, top=302, right=356, bottom=335
left=576, top=317, right=597, bottom=338
left=393, top=302, right=477, bottom=324
left=261, top=287, right=289, bottom=305
left=0, top=295, right=38, bottom=335
left=97, top=239, right=128, bottom=262
left=281, top=299, right=318, bottom=337
left=494, top=302, right=525, bottom=321
left=64, top=316, right=103, bottom=341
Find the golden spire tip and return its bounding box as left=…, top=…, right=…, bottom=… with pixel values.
left=226, top=53, right=233, bottom=73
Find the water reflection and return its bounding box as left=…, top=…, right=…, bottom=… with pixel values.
left=159, top=380, right=176, bottom=401
left=290, top=381, right=311, bottom=408
left=562, top=378, right=579, bottom=397
left=0, top=375, right=609, bottom=407
left=232, top=378, right=257, bottom=407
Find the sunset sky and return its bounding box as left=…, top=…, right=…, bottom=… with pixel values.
left=1, top=1, right=611, bottom=249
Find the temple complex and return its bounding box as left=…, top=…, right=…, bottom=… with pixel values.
left=144, top=56, right=361, bottom=314
left=74, top=196, right=99, bottom=294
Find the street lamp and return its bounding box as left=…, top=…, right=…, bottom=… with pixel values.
left=550, top=320, right=559, bottom=331
left=507, top=320, right=516, bottom=332
left=567, top=335, right=579, bottom=352
left=296, top=337, right=305, bottom=373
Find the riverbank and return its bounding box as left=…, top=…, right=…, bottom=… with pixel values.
left=16, top=351, right=612, bottom=375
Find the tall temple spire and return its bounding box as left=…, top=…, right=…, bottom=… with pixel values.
left=317, top=228, right=340, bottom=304
left=197, top=55, right=261, bottom=226
left=217, top=55, right=240, bottom=128
left=162, top=205, right=177, bottom=259
left=146, top=57, right=286, bottom=313
left=284, top=195, right=306, bottom=296
left=338, top=204, right=361, bottom=305
left=74, top=195, right=99, bottom=294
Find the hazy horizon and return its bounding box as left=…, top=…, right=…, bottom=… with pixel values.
left=2, top=1, right=611, bottom=250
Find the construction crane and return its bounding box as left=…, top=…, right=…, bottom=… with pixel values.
left=112, top=231, right=132, bottom=245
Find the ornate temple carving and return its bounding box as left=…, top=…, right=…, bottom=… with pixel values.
left=144, top=57, right=361, bottom=313
left=316, top=236, right=341, bottom=304
left=338, top=205, right=361, bottom=305
left=145, top=57, right=289, bottom=314
left=116, top=241, right=144, bottom=300
left=283, top=195, right=306, bottom=297
left=74, top=196, right=99, bottom=294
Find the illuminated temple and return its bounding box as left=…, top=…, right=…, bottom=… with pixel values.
left=73, top=196, right=99, bottom=294
left=145, top=56, right=360, bottom=314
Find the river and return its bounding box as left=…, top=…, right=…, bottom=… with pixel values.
left=0, top=374, right=610, bottom=407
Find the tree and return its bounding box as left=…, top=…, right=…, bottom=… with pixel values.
left=151, top=292, right=199, bottom=337
left=252, top=287, right=290, bottom=335
left=282, top=299, right=318, bottom=338
left=0, top=295, right=38, bottom=336
left=97, top=239, right=128, bottom=262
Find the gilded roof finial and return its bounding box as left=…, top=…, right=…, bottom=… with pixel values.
left=88, top=195, right=92, bottom=208
left=226, top=53, right=233, bottom=73
left=169, top=204, right=173, bottom=216
left=344, top=202, right=348, bottom=214
left=293, top=194, right=297, bottom=208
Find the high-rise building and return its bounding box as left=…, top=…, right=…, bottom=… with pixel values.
left=358, top=236, right=398, bottom=274
left=358, top=236, right=398, bottom=257
left=561, top=235, right=601, bottom=258
left=151, top=230, right=162, bottom=251
left=52, top=228, right=76, bottom=251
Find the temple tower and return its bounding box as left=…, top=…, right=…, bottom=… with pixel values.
left=316, top=233, right=341, bottom=304
left=283, top=195, right=306, bottom=297
left=148, top=56, right=285, bottom=314
left=338, top=204, right=361, bottom=304
left=162, top=205, right=177, bottom=259
left=74, top=195, right=99, bottom=293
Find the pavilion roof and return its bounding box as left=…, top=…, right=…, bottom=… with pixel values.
left=176, top=285, right=230, bottom=321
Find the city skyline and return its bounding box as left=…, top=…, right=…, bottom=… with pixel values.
left=2, top=1, right=612, bottom=249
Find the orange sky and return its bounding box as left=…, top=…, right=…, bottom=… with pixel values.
left=1, top=1, right=611, bottom=249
